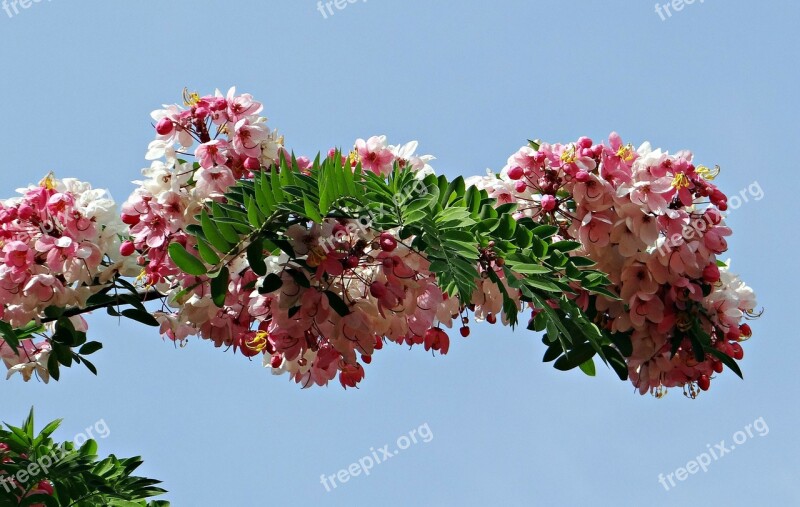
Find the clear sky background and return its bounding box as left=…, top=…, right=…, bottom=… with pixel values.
left=2, top=1, right=798, bottom=506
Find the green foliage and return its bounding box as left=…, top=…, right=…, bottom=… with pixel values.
left=0, top=409, right=168, bottom=506
left=173, top=151, right=630, bottom=380
left=35, top=277, right=167, bottom=380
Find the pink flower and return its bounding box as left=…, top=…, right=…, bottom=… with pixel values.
left=620, top=263, right=659, bottom=302
left=195, top=166, right=236, bottom=198
left=226, top=89, right=263, bottom=122
left=630, top=293, right=665, bottom=328
left=625, top=176, right=673, bottom=215
left=339, top=363, right=365, bottom=389
left=232, top=119, right=269, bottom=158
left=355, top=136, right=395, bottom=176
left=577, top=211, right=613, bottom=247
left=423, top=327, right=450, bottom=354
left=3, top=241, right=33, bottom=272
left=195, top=140, right=229, bottom=169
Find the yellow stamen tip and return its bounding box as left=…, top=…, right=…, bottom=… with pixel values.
left=671, top=173, right=691, bottom=189
left=39, top=172, right=56, bottom=191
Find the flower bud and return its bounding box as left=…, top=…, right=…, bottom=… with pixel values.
left=155, top=118, right=174, bottom=136
left=243, top=157, right=261, bottom=170
left=17, top=203, right=34, bottom=220
left=121, top=213, right=140, bottom=226
left=702, top=264, right=721, bottom=283
left=194, top=106, right=210, bottom=119
left=541, top=194, right=557, bottom=212
left=379, top=232, right=397, bottom=252
left=507, top=166, right=524, bottom=180
left=697, top=374, right=711, bottom=391
left=119, top=240, right=136, bottom=257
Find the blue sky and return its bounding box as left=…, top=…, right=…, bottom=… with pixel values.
left=1, top=1, right=797, bottom=505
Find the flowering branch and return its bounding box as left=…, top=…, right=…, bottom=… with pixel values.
left=0, top=88, right=759, bottom=398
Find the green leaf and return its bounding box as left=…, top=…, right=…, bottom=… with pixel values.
left=549, top=241, right=582, bottom=253
left=531, top=224, right=559, bottom=239
left=47, top=353, right=60, bottom=381
left=507, top=263, right=551, bottom=275
left=611, top=334, right=633, bottom=357
left=210, top=267, right=230, bottom=308
left=602, top=345, right=629, bottom=380
left=196, top=237, right=222, bottom=266
left=259, top=273, right=283, bottom=294
left=705, top=347, right=744, bottom=379
left=287, top=268, right=311, bottom=288
left=246, top=195, right=263, bottom=227
left=303, top=195, right=323, bottom=223
left=201, top=210, right=233, bottom=253
left=324, top=291, right=351, bottom=317
left=568, top=256, right=597, bottom=267
left=212, top=202, right=242, bottom=243
left=44, top=306, right=65, bottom=319
left=579, top=358, right=597, bottom=377
left=168, top=243, right=208, bottom=276
left=542, top=344, right=562, bottom=363
left=554, top=343, right=596, bottom=371
left=493, top=214, right=517, bottom=239
left=523, top=276, right=562, bottom=292
left=79, top=341, right=103, bottom=355
left=0, top=320, right=20, bottom=353
left=121, top=309, right=159, bottom=327
left=247, top=238, right=267, bottom=276
left=82, top=357, right=98, bottom=375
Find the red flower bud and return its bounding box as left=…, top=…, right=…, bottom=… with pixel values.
left=243, top=157, right=261, bottom=170
left=379, top=232, right=397, bottom=252
left=703, top=264, right=721, bottom=283
left=155, top=118, right=174, bottom=136
left=121, top=213, right=140, bottom=226
left=507, top=166, right=524, bottom=180
left=119, top=240, right=136, bottom=257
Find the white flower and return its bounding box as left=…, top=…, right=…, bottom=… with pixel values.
left=390, top=140, right=436, bottom=178
left=6, top=348, right=51, bottom=383
left=145, top=140, right=177, bottom=162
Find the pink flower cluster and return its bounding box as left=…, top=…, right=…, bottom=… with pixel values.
left=121, top=89, right=509, bottom=388
left=468, top=133, right=757, bottom=395
left=0, top=176, right=131, bottom=381
left=0, top=87, right=758, bottom=396
left=121, top=88, right=284, bottom=287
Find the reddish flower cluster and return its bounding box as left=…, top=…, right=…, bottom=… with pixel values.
left=468, top=133, right=758, bottom=395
